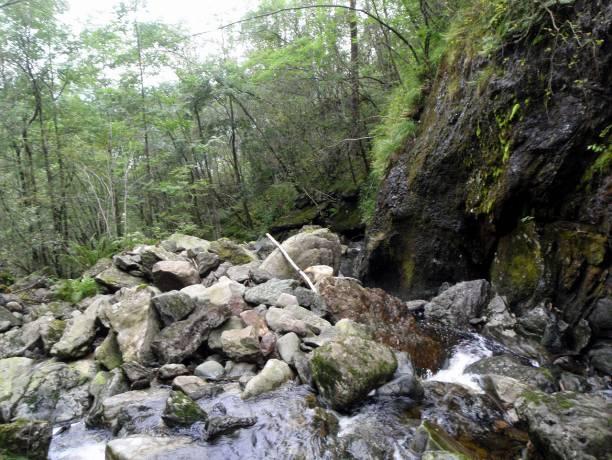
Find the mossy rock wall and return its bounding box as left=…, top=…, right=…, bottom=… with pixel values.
left=362, top=0, right=611, bottom=337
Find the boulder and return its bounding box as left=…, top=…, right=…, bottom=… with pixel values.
left=181, top=276, right=247, bottom=315
left=304, top=265, right=334, bottom=284
left=162, top=390, right=208, bottom=427
left=588, top=297, right=612, bottom=339
left=161, top=233, right=211, bottom=253
left=221, top=326, right=261, bottom=361
left=0, top=419, right=52, bottom=460
left=139, top=245, right=184, bottom=277
left=259, top=228, right=341, bottom=279
left=284, top=304, right=331, bottom=332
left=86, top=368, right=129, bottom=427
left=209, top=238, right=258, bottom=265
left=240, top=309, right=268, bottom=336
left=205, top=414, right=257, bottom=440
left=94, top=331, right=123, bottom=371
left=516, top=390, right=612, bottom=460
left=101, top=388, right=169, bottom=435
left=51, top=296, right=104, bottom=359
left=95, top=265, right=144, bottom=292
left=105, top=435, right=195, bottom=460
left=244, top=279, right=299, bottom=305
left=13, top=359, right=95, bottom=423
left=0, top=305, right=20, bottom=327
left=265, top=307, right=311, bottom=336
left=172, top=376, right=221, bottom=400
left=195, top=361, right=225, bottom=381
left=195, top=251, right=221, bottom=277
left=376, top=352, right=423, bottom=400
left=310, top=335, right=396, bottom=410
left=158, top=364, right=189, bottom=380
left=151, top=290, right=195, bottom=326
left=227, top=262, right=259, bottom=284
left=104, top=286, right=160, bottom=365
left=113, top=253, right=141, bottom=273
left=317, top=276, right=444, bottom=369
left=152, top=260, right=200, bottom=292
left=276, top=332, right=301, bottom=365
left=424, top=280, right=491, bottom=329
left=0, top=357, right=35, bottom=422
left=274, top=292, right=299, bottom=308
left=208, top=316, right=244, bottom=351
left=465, top=355, right=557, bottom=392
left=242, top=359, right=294, bottom=399
left=121, top=361, right=155, bottom=388
left=152, top=304, right=230, bottom=364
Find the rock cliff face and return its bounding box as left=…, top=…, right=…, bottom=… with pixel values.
left=363, top=1, right=610, bottom=353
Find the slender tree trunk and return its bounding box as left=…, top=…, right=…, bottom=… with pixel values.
left=228, top=96, right=254, bottom=229
left=135, top=20, right=154, bottom=227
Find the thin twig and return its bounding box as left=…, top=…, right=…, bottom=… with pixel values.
left=265, top=233, right=317, bottom=293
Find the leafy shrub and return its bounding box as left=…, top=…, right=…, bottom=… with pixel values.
left=55, top=277, right=99, bottom=303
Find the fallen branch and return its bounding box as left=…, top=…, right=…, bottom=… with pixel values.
left=265, top=233, right=317, bottom=293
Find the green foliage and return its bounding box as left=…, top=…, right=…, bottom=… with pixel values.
left=54, top=277, right=99, bottom=303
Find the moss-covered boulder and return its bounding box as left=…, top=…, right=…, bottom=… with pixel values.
left=95, top=265, right=144, bottom=292
left=209, top=238, right=257, bottom=265
left=0, top=419, right=52, bottom=460
left=516, top=390, right=612, bottom=460
left=161, top=390, right=208, bottom=427
left=94, top=331, right=123, bottom=371
left=310, top=335, right=396, bottom=411
left=51, top=296, right=105, bottom=359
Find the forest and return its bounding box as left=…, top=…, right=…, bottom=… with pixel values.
left=0, top=0, right=452, bottom=278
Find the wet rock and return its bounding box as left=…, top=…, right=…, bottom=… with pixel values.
left=162, top=390, right=208, bottom=427
left=376, top=352, right=423, bottom=400
left=0, top=357, right=34, bottom=422
left=95, top=265, right=144, bottom=292
left=588, top=297, right=612, bottom=339
left=94, top=331, right=123, bottom=371
left=465, top=355, right=557, bottom=392
left=293, top=351, right=313, bottom=385
left=209, top=238, right=258, bottom=265
left=86, top=368, right=129, bottom=427
left=102, top=388, right=169, bottom=435
left=310, top=335, right=396, bottom=410
left=195, top=361, right=225, bottom=381
left=208, top=316, right=244, bottom=351
left=151, top=290, right=195, bottom=326
left=221, top=326, right=261, bottom=361
left=516, top=390, right=612, bottom=460
left=195, top=251, right=221, bottom=277
left=244, top=279, right=299, bottom=305
left=152, top=260, right=200, bottom=292
left=277, top=332, right=301, bottom=365
left=151, top=304, right=230, bottom=364
left=424, top=280, right=491, bottom=329
left=50, top=296, right=104, bottom=359
left=105, top=435, right=195, bottom=460
left=158, top=364, right=189, bottom=380
left=0, top=419, right=52, bottom=460
left=411, top=421, right=480, bottom=460
left=104, top=286, right=160, bottom=365
left=161, top=233, right=210, bottom=253
left=172, top=376, right=221, bottom=400
left=259, top=228, right=341, bottom=279
left=588, top=340, right=612, bottom=375
left=421, top=381, right=513, bottom=453
left=242, top=359, right=294, bottom=399
left=205, top=414, right=257, bottom=440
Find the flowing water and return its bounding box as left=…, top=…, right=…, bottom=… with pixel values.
left=49, top=334, right=517, bottom=460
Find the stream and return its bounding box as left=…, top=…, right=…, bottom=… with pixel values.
left=49, top=332, right=526, bottom=460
